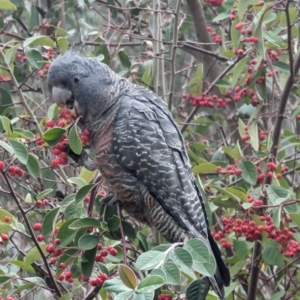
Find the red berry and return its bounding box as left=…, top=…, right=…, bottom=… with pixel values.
left=101, top=250, right=108, bottom=257
left=244, top=125, right=249, bottom=131
left=81, top=274, right=89, bottom=282
left=1, top=233, right=9, bottom=241
left=7, top=297, right=15, bottom=300
left=65, top=271, right=72, bottom=279
left=60, top=263, right=67, bottom=269
left=33, top=223, right=42, bottom=231
left=46, top=244, right=54, bottom=253
left=164, top=295, right=172, bottom=300
left=109, top=248, right=118, bottom=256
left=95, top=277, right=103, bottom=285
left=237, top=49, right=244, bottom=56
left=58, top=121, right=65, bottom=127
left=36, top=200, right=43, bottom=207
left=43, top=23, right=50, bottom=29
left=37, top=234, right=44, bottom=242
left=95, top=254, right=104, bottom=262
left=4, top=216, right=10, bottom=223
left=99, top=273, right=108, bottom=281
left=54, top=238, right=61, bottom=245
left=50, top=257, right=56, bottom=264
left=46, top=120, right=55, bottom=128
left=58, top=274, right=65, bottom=281
left=276, top=173, right=282, bottom=179
left=97, top=243, right=103, bottom=250
left=235, top=22, right=243, bottom=30
left=67, top=277, right=74, bottom=283
left=267, top=171, right=273, bottom=178
left=90, top=279, right=97, bottom=286
left=0, top=161, right=5, bottom=170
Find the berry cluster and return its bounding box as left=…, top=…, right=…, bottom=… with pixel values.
left=89, top=273, right=108, bottom=286
left=58, top=270, right=74, bottom=283
left=206, top=26, right=222, bottom=44
left=38, top=47, right=54, bottom=76
left=204, top=0, right=223, bottom=7
left=95, top=243, right=118, bottom=262
left=216, top=165, right=242, bottom=175
left=8, top=165, right=24, bottom=177
left=257, top=164, right=288, bottom=184
left=185, top=93, right=231, bottom=108
left=158, top=294, right=172, bottom=300
left=51, top=135, right=69, bottom=168
left=16, top=53, right=27, bottom=62
left=46, top=108, right=72, bottom=129
left=218, top=215, right=300, bottom=258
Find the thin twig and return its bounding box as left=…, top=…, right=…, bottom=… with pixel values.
left=168, top=0, right=182, bottom=110
left=117, top=202, right=128, bottom=265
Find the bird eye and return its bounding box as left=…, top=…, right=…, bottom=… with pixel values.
left=73, top=76, right=80, bottom=83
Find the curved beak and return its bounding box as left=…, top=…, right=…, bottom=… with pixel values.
left=51, top=86, right=72, bottom=106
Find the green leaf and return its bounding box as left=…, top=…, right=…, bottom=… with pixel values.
left=68, top=125, right=82, bottom=155
left=24, top=244, right=47, bottom=269
left=262, top=239, right=283, bottom=266
left=212, top=12, right=230, bottom=22
left=56, top=218, right=79, bottom=247
left=133, top=292, right=154, bottom=300
left=9, top=140, right=28, bottom=164
left=238, top=161, right=257, bottom=185
left=169, top=248, right=193, bottom=270
left=141, top=64, right=152, bottom=87
left=231, top=56, right=248, bottom=87
left=222, top=141, right=243, bottom=160
left=137, top=232, right=148, bottom=252
left=162, top=261, right=181, bottom=285
left=43, top=128, right=66, bottom=146
left=12, top=128, right=34, bottom=139
left=27, top=154, right=40, bottom=178
left=103, top=277, right=132, bottom=293
left=193, top=163, right=217, bottom=174
left=42, top=207, right=61, bottom=240
left=2, top=115, right=13, bottom=135
left=108, top=215, right=120, bottom=232
left=183, top=239, right=216, bottom=277
left=0, top=276, right=11, bottom=284
left=69, top=217, right=101, bottom=230
left=57, top=37, right=69, bottom=52
left=230, top=260, right=246, bottom=277
left=23, top=36, right=55, bottom=48
left=0, top=140, right=13, bottom=154
left=233, top=239, right=249, bottom=260
left=0, top=0, right=16, bottom=10
left=272, top=61, right=290, bottom=73
left=249, top=122, right=259, bottom=151
left=37, top=189, right=53, bottom=200
left=118, top=264, right=138, bottom=289
left=136, top=250, right=166, bottom=271
left=231, top=18, right=241, bottom=49
left=4, top=45, right=18, bottom=64
left=107, top=0, right=118, bottom=19
left=25, top=48, right=43, bottom=69
left=75, top=184, right=95, bottom=203
left=238, top=0, right=249, bottom=19
left=115, top=290, right=135, bottom=300
left=81, top=246, right=97, bottom=278
left=0, top=224, right=13, bottom=233
left=186, top=277, right=210, bottom=300
left=118, top=51, right=131, bottom=69
left=79, top=167, right=97, bottom=184
left=289, top=213, right=300, bottom=229
left=136, top=275, right=165, bottom=294
left=68, top=177, right=87, bottom=187
left=47, top=103, right=60, bottom=120
left=78, top=234, right=98, bottom=250
left=150, top=269, right=167, bottom=281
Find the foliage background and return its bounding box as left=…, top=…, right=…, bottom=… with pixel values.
left=0, top=0, right=300, bottom=299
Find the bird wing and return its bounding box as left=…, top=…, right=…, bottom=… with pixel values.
left=114, top=87, right=209, bottom=240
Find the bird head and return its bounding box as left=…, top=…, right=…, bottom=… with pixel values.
left=47, top=52, right=124, bottom=127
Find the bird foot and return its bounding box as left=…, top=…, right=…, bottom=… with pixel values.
left=100, top=192, right=117, bottom=205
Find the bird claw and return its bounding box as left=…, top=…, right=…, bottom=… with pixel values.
left=100, top=192, right=117, bottom=205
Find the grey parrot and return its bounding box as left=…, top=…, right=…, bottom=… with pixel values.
left=47, top=53, right=230, bottom=299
